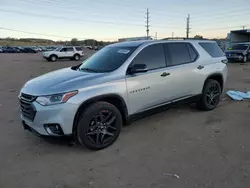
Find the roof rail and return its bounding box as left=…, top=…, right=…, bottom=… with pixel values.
left=162, top=37, right=209, bottom=40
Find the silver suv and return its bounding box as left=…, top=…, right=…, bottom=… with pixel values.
left=19, top=40, right=228, bottom=150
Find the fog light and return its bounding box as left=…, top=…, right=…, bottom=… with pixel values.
left=44, top=124, right=64, bottom=136
left=239, top=55, right=243, bottom=59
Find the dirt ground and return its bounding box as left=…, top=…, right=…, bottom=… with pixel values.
left=0, top=52, right=250, bottom=188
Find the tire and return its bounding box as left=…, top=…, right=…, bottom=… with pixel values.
left=74, top=54, right=80, bottom=61
left=243, top=55, right=247, bottom=63
left=197, top=79, right=222, bottom=111
left=77, top=101, right=122, bottom=150
left=50, top=55, right=57, bottom=62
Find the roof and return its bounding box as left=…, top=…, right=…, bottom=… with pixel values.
left=109, top=39, right=214, bottom=48
left=109, top=40, right=151, bottom=47
left=231, top=29, right=250, bottom=34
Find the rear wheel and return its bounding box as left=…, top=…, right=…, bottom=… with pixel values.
left=77, top=102, right=122, bottom=150
left=74, top=54, right=80, bottom=61
left=197, top=79, right=221, bottom=111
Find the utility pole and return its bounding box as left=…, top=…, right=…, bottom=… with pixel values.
left=146, top=8, right=150, bottom=39
left=242, top=26, right=246, bottom=30
left=172, top=32, right=174, bottom=39
left=155, top=32, right=157, bottom=40
left=186, top=14, right=190, bottom=38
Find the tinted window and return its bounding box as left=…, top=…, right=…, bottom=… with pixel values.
left=231, top=44, right=249, bottom=50
left=66, top=47, right=74, bottom=52
left=187, top=44, right=198, bottom=61
left=132, top=44, right=166, bottom=70
left=75, top=47, right=82, bottom=51
left=199, top=42, right=224, bottom=57
left=60, top=48, right=66, bottom=52
left=165, top=43, right=191, bottom=66
left=79, top=46, right=136, bottom=72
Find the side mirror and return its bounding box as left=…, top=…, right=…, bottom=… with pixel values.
left=129, top=64, right=148, bottom=74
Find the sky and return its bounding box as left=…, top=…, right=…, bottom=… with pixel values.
left=0, top=0, right=249, bottom=41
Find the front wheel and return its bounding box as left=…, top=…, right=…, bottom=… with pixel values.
left=50, top=55, right=57, bottom=62
left=77, top=102, right=122, bottom=150
left=74, top=54, right=80, bottom=61
left=197, top=79, right=222, bottom=111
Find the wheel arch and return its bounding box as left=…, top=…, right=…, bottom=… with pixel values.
left=74, top=53, right=80, bottom=56
left=49, top=54, right=58, bottom=58
left=72, top=94, right=128, bottom=135
left=203, top=73, right=224, bottom=93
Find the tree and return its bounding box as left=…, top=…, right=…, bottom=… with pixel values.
left=194, top=35, right=203, bottom=39
left=71, top=38, right=78, bottom=45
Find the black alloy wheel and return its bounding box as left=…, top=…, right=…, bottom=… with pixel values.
left=197, top=79, right=222, bottom=111
left=77, top=102, right=122, bottom=150
left=87, top=110, right=117, bottom=145
left=205, top=82, right=221, bottom=108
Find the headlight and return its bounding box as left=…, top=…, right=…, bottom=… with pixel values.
left=36, top=91, right=78, bottom=106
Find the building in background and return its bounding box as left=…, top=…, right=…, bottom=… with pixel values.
left=228, top=29, right=250, bottom=47
left=118, top=36, right=153, bottom=42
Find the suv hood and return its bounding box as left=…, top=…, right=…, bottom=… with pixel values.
left=21, top=67, right=105, bottom=96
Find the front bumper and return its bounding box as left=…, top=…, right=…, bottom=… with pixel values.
left=226, top=55, right=244, bottom=61
left=20, top=101, right=79, bottom=136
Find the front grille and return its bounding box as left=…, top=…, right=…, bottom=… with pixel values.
left=227, top=53, right=240, bottom=56
left=20, top=93, right=37, bottom=122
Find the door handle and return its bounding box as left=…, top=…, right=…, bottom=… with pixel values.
left=161, top=72, right=170, bottom=77
left=197, top=65, right=204, bottom=70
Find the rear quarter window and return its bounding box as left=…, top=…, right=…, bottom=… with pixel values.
left=199, top=42, right=224, bottom=58
left=75, top=47, right=82, bottom=51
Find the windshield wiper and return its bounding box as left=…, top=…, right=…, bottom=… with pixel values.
left=79, top=68, right=100, bottom=73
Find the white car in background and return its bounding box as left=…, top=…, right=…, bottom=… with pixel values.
left=43, top=46, right=84, bottom=62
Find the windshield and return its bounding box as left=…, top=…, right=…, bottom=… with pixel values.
left=79, top=46, right=137, bottom=73
left=55, top=47, right=62, bottom=51
left=232, top=44, right=249, bottom=50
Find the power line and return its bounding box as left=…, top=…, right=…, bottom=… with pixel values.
left=194, top=25, right=249, bottom=32
left=15, top=0, right=183, bottom=26
left=0, top=8, right=182, bottom=29
left=0, top=26, right=82, bottom=39
left=6, top=0, right=250, bottom=21
left=0, top=8, right=144, bottom=27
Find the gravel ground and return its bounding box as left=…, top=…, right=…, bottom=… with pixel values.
left=0, top=52, right=250, bottom=188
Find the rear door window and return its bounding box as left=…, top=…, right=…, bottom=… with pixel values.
left=164, top=43, right=193, bottom=66
left=199, top=42, right=224, bottom=57
left=66, top=47, right=74, bottom=52
left=132, top=44, right=166, bottom=70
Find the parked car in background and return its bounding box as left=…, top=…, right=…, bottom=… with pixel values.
left=12, top=47, right=21, bottom=53
left=43, top=46, right=84, bottom=62
left=19, top=40, right=228, bottom=150
left=225, top=43, right=250, bottom=63
left=2, top=47, right=19, bottom=53
left=85, top=46, right=93, bottom=50
left=0, top=47, right=3, bottom=53
left=23, top=47, right=37, bottom=53
left=30, top=47, right=40, bottom=52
